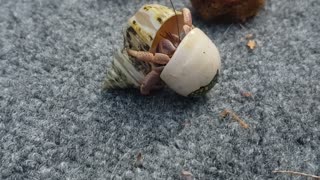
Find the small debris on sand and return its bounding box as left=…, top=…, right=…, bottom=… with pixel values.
left=241, top=91, right=253, bottom=97
left=134, top=152, right=143, bottom=168
left=181, top=170, right=193, bottom=180
left=247, top=40, right=256, bottom=50
left=273, top=170, right=320, bottom=179
left=220, top=109, right=249, bottom=129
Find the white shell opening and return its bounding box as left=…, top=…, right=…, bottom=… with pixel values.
left=160, top=28, right=221, bottom=96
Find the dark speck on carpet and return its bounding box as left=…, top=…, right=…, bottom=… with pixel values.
left=0, top=0, right=319, bottom=179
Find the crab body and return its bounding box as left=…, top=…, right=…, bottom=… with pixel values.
left=104, top=4, right=221, bottom=97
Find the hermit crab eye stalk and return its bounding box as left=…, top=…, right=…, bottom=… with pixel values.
left=104, top=4, right=221, bottom=97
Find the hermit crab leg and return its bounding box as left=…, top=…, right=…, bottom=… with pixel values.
left=157, top=39, right=176, bottom=56
left=138, top=38, right=177, bottom=95
left=183, top=8, right=192, bottom=26
left=182, top=8, right=193, bottom=35
left=127, top=49, right=170, bottom=65
left=162, top=32, right=180, bottom=47
left=140, top=66, right=165, bottom=95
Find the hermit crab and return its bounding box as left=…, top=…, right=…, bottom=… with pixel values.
left=104, top=4, right=221, bottom=97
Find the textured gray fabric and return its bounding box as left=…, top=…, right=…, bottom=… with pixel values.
left=0, top=0, right=319, bottom=179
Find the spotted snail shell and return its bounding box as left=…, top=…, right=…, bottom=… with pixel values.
left=104, top=4, right=221, bottom=97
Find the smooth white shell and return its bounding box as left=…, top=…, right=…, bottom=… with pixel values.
left=160, top=28, right=221, bottom=96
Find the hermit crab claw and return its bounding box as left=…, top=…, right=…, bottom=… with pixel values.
left=160, top=28, right=221, bottom=97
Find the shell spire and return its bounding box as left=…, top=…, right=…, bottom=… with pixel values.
left=103, top=49, right=146, bottom=89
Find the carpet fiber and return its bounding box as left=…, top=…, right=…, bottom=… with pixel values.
left=0, top=0, right=319, bottom=179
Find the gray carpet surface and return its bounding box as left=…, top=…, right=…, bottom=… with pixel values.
left=0, top=0, right=319, bottom=179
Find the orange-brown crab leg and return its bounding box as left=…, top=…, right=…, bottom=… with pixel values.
left=167, top=33, right=180, bottom=47
left=182, top=8, right=193, bottom=35
left=157, top=38, right=177, bottom=56
left=140, top=66, right=164, bottom=95
left=127, top=49, right=170, bottom=65
left=127, top=40, right=175, bottom=95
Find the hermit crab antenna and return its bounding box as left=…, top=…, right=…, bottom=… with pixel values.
left=169, top=0, right=181, bottom=41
